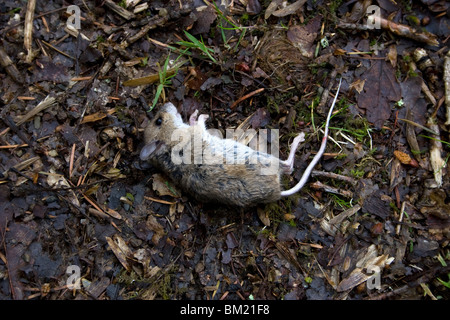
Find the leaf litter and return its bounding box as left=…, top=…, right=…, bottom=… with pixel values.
left=0, top=0, right=448, bottom=301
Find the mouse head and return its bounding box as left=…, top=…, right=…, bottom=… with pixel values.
left=140, top=102, right=186, bottom=161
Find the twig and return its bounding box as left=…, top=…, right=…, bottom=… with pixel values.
left=64, top=25, right=90, bottom=41
left=395, top=201, right=406, bottom=235
left=311, top=170, right=358, bottom=186
left=373, top=16, right=439, bottom=46
left=24, top=0, right=36, bottom=63
left=144, top=196, right=176, bottom=205
left=69, top=143, right=76, bottom=178
left=104, top=0, right=135, bottom=20
left=427, top=118, right=445, bottom=187
left=2, top=115, right=32, bottom=146
left=309, top=180, right=354, bottom=198
left=230, top=88, right=264, bottom=109
left=0, top=46, right=23, bottom=83
left=444, top=50, right=450, bottom=125
left=338, top=16, right=439, bottom=47
left=41, top=40, right=75, bottom=60
left=0, top=144, right=28, bottom=149
left=122, top=15, right=168, bottom=47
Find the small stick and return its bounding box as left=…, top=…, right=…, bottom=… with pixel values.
left=338, top=16, right=439, bottom=47
left=230, top=88, right=264, bottom=109
left=41, top=40, right=75, bottom=60
left=3, top=115, right=32, bottom=146
left=69, top=143, right=76, bottom=178
left=144, top=196, right=176, bottom=205
left=0, top=46, right=23, bottom=83
left=104, top=0, right=135, bottom=20
left=396, top=201, right=406, bottom=235
left=444, top=50, right=450, bottom=125
left=0, top=144, right=28, bottom=149
left=309, top=180, right=353, bottom=198
left=124, top=15, right=168, bottom=46
left=71, top=76, right=93, bottom=81
left=311, top=170, right=358, bottom=186
left=24, top=0, right=36, bottom=63
left=17, top=96, right=35, bottom=101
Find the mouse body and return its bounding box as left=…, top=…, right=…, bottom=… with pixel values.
left=140, top=80, right=342, bottom=207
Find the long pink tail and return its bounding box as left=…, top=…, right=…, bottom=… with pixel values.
left=280, top=78, right=343, bottom=197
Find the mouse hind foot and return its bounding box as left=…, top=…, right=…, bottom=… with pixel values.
left=280, top=132, right=305, bottom=174
left=189, top=110, right=209, bottom=126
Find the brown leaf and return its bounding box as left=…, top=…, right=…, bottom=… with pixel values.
left=350, top=79, right=365, bottom=94
left=387, top=44, right=397, bottom=68
left=247, top=0, right=262, bottom=15
left=287, top=16, right=321, bottom=59
left=146, top=215, right=165, bottom=245
left=273, top=0, right=307, bottom=17
left=81, top=108, right=115, bottom=124
left=152, top=173, right=181, bottom=197
left=357, top=60, right=401, bottom=129
left=106, top=234, right=132, bottom=272
left=257, top=207, right=270, bottom=226
left=389, top=158, right=403, bottom=191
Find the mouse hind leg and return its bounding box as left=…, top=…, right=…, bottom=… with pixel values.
left=189, top=110, right=209, bottom=126
left=280, top=132, right=305, bottom=174
left=189, top=110, right=199, bottom=125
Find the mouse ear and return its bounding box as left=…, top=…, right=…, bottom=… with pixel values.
left=140, top=141, right=163, bottom=161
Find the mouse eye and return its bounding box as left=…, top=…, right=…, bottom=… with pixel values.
left=155, top=117, right=163, bottom=126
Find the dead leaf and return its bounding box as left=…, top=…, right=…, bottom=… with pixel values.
left=387, top=44, right=397, bottom=68
left=106, top=234, right=133, bottom=271
left=46, top=172, right=80, bottom=207
left=287, top=17, right=321, bottom=59
left=357, top=60, right=401, bottom=129
left=389, top=158, right=402, bottom=191
left=337, top=267, right=368, bottom=292
left=152, top=173, right=180, bottom=197
left=257, top=207, right=271, bottom=226
left=134, top=248, right=152, bottom=276
left=264, top=0, right=283, bottom=19
left=81, top=108, right=116, bottom=124
left=246, top=0, right=262, bottom=15
left=350, top=79, right=365, bottom=94
left=146, top=215, right=165, bottom=245
left=102, top=167, right=126, bottom=179
left=105, top=207, right=123, bottom=220
left=272, top=0, right=307, bottom=17
left=337, top=245, right=394, bottom=292
left=31, top=58, right=70, bottom=83
left=333, top=48, right=346, bottom=55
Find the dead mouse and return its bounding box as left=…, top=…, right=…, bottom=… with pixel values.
left=140, top=79, right=342, bottom=207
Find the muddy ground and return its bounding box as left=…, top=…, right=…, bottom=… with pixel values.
left=0, top=0, right=449, bottom=300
